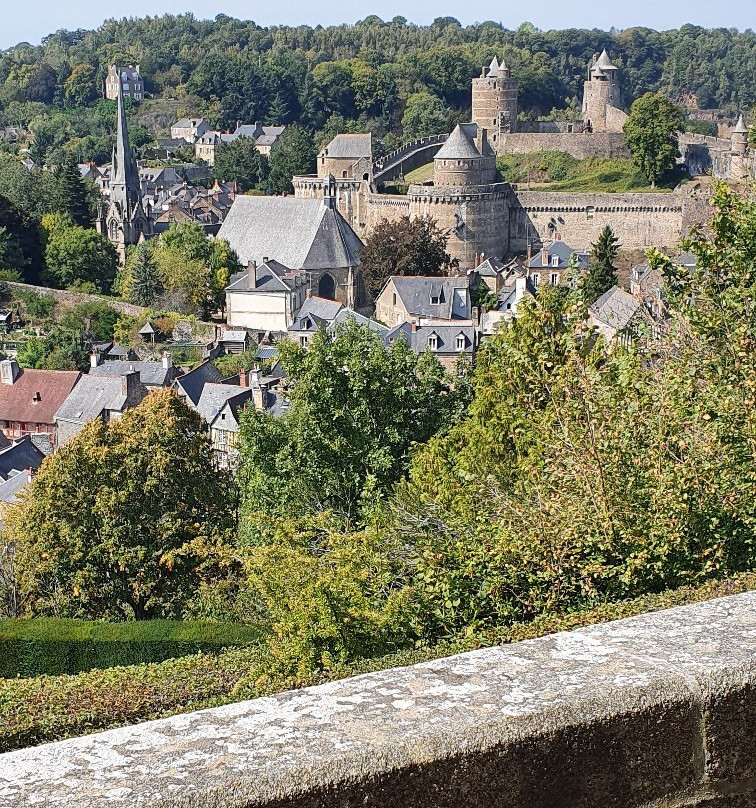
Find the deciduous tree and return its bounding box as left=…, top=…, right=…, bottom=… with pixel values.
left=623, top=93, right=684, bottom=187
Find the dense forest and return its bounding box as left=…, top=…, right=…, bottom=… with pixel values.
left=0, top=15, right=754, bottom=164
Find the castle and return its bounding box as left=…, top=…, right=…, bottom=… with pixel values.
left=294, top=51, right=708, bottom=270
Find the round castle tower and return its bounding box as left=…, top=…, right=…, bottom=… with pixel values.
left=582, top=50, right=627, bottom=133
left=471, top=56, right=518, bottom=148
left=730, top=114, right=750, bottom=181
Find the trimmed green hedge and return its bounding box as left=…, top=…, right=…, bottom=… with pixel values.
left=0, top=619, right=262, bottom=678
left=2, top=573, right=754, bottom=753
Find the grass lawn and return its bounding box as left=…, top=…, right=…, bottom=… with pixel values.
left=404, top=162, right=435, bottom=183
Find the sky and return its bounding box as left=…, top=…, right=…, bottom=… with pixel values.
left=1, top=0, right=753, bottom=50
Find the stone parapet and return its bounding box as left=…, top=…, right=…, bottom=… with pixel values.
left=1, top=592, right=755, bottom=807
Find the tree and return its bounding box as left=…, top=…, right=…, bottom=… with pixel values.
left=0, top=194, right=44, bottom=283
left=401, top=92, right=449, bottom=140
left=212, top=138, right=267, bottom=192
left=41, top=214, right=118, bottom=292
left=6, top=390, right=237, bottom=620
left=582, top=225, right=621, bottom=304
left=237, top=319, right=465, bottom=540
left=359, top=215, right=457, bottom=299
left=52, top=152, right=93, bottom=226
left=623, top=93, right=684, bottom=187
left=128, top=243, right=163, bottom=307
left=63, top=63, right=98, bottom=107
left=265, top=125, right=315, bottom=195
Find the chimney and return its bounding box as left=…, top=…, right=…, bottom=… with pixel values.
left=541, top=248, right=549, bottom=265
left=121, top=370, right=140, bottom=402
left=239, top=368, right=249, bottom=388
left=410, top=322, right=417, bottom=333
left=0, top=359, right=19, bottom=385
left=252, top=383, right=267, bottom=411
left=555, top=233, right=562, bottom=241
left=250, top=366, right=262, bottom=386
left=248, top=260, right=257, bottom=290
left=90, top=350, right=102, bottom=368
left=526, top=243, right=532, bottom=263
left=162, top=352, right=173, bottom=370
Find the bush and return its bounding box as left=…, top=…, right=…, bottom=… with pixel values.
left=0, top=618, right=262, bottom=677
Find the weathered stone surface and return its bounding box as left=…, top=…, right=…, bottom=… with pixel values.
left=0, top=593, right=754, bottom=808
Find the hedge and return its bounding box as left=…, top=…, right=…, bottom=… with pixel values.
left=0, top=618, right=263, bottom=678
left=2, top=572, right=754, bottom=753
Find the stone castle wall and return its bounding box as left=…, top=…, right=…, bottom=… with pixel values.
left=3, top=593, right=755, bottom=808
left=7, top=281, right=145, bottom=317
left=497, top=132, right=629, bottom=159
left=510, top=191, right=687, bottom=252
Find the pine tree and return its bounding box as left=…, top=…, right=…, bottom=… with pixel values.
left=53, top=152, right=93, bottom=227
left=128, top=244, right=163, bottom=307
left=582, top=225, right=620, bottom=304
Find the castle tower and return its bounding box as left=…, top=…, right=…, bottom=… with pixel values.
left=98, top=86, right=152, bottom=262
left=730, top=114, right=750, bottom=181
left=582, top=50, right=627, bottom=133
left=472, top=56, right=518, bottom=150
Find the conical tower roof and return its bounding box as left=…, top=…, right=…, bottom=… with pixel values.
left=488, top=56, right=500, bottom=74
left=595, top=49, right=618, bottom=70
left=435, top=124, right=482, bottom=160
left=733, top=114, right=748, bottom=134
left=110, top=84, right=141, bottom=219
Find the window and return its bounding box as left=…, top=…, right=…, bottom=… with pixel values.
left=428, top=334, right=438, bottom=351
left=430, top=295, right=439, bottom=305
left=532, top=273, right=540, bottom=287
left=586, top=206, right=595, bottom=220
left=550, top=255, right=559, bottom=267
left=392, top=292, right=397, bottom=305
left=456, top=334, right=466, bottom=351
left=550, top=273, right=559, bottom=286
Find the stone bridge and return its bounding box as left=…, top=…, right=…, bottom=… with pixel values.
left=1, top=592, right=755, bottom=807
left=372, top=134, right=448, bottom=184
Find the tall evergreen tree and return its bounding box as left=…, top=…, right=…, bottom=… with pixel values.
left=582, top=225, right=620, bottom=304
left=128, top=244, right=163, bottom=307
left=53, top=152, right=93, bottom=227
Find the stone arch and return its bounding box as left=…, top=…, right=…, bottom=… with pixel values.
left=318, top=273, right=336, bottom=300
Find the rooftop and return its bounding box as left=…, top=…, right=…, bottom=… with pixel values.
left=0, top=368, right=81, bottom=427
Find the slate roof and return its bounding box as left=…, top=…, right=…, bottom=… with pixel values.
left=326, top=309, right=390, bottom=337
left=733, top=114, right=748, bottom=134
left=0, top=469, right=32, bottom=508
left=595, top=50, right=618, bottom=71
left=54, top=376, right=132, bottom=426
left=387, top=275, right=470, bottom=320
left=435, top=124, right=483, bottom=160
left=288, top=296, right=344, bottom=333
left=475, top=257, right=506, bottom=277
left=527, top=240, right=589, bottom=269
left=221, top=330, right=248, bottom=343
left=89, top=361, right=176, bottom=388
left=217, top=197, right=364, bottom=271
left=0, top=369, right=81, bottom=427
left=321, top=133, right=372, bottom=159
left=385, top=322, right=476, bottom=355
left=225, top=261, right=306, bottom=295
left=139, top=321, right=157, bottom=335
left=589, top=286, right=641, bottom=332
left=0, top=433, right=10, bottom=449
left=173, top=360, right=224, bottom=406
left=195, top=383, right=252, bottom=425
left=0, top=436, right=45, bottom=480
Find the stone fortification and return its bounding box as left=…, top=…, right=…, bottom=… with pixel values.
left=498, top=131, right=629, bottom=159
left=6, top=281, right=145, bottom=317
left=680, top=116, right=755, bottom=182
left=2, top=592, right=755, bottom=808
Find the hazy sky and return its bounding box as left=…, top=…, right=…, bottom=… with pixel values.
left=1, top=0, right=752, bottom=50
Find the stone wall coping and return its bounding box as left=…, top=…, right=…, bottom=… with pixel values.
left=1, top=592, right=754, bottom=808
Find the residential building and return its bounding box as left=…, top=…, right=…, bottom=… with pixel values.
left=317, top=133, right=372, bottom=180
left=233, top=122, right=286, bottom=157
left=0, top=436, right=45, bottom=525
left=88, top=353, right=179, bottom=389
left=218, top=181, right=368, bottom=309
left=54, top=371, right=149, bottom=447
left=526, top=237, right=589, bottom=288
left=225, top=260, right=309, bottom=334
left=171, top=118, right=211, bottom=143
left=105, top=65, right=144, bottom=101
left=0, top=360, right=80, bottom=451
left=374, top=275, right=472, bottom=326
left=588, top=286, right=645, bottom=347
left=173, top=360, right=224, bottom=408
left=384, top=322, right=477, bottom=371
left=479, top=272, right=537, bottom=338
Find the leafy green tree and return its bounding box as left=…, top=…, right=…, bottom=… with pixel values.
left=212, top=138, right=268, bottom=191
left=7, top=390, right=237, bottom=621
left=63, top=63, right=98, bottom=107
left=41, top=214, right=118, bottom=292
left=128, top=243, right=163, bottom=307
left=265, top=125, right=315, bottom=195
left=52, top=152, right=93, bottom=226
left=359, top=215, right=457, bottom=299
left=582, top=225, right=620, bottom=304
left=60, top=302, right=120, bottom=343
left=401, top=91, right=449, bottom=140
left=237, top=319, right=465, bottom=540
left=0, top=191, right=45, bottom=282
left=623, top=93, right=684, bottom=187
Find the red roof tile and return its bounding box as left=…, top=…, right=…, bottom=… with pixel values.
left=0, top=369, right=81, bottom=426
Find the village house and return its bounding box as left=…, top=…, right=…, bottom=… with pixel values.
left=526, top=237, right=590, bottom=288
left=170, top=118, right=211, bottom=143
left=384, top=321, right=477, bottom=371
left=318, top=133, right=372, bottom=180
left=194, top=122, right=286, bottom=165
left=0, top=360, right=80, bottom=453
left=87, top=353, right=179, bottom=389
left=588, top=285, right=645, bottom=347
left=54, top=371, right=149, bottom=447
left=105, top=65, right=144, bottom=101
left=0, top=435, right=45, bottom=525
left=374, top=275, right=472, bottom=327
left=479, top=271, right=537, bottom=338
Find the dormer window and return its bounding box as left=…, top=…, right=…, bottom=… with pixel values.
left=428, top=333, right=438, bottom=351
left=456, top=334, right=466, bottom=351
left=430, top=295, right=440, bottom=305
left=550, top=255, right=559, bottom=267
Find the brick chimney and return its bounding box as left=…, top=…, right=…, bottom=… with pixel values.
left=541, top=248, right=549, bottom=265
left=239, top=368, right=249, bottom=388
left=526, top=242, right=532, bottom=264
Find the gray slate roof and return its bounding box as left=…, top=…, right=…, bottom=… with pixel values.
left=89, top=361, right=175, bottom=388
left=196, top=383, right=252, bottom=425
left=327, top=309, right=390, bottom=337
left=0, top=469, right=32, bottom=508
left=435, top=124, right=483, bottom=160
left=388, top=275, right=470, bottom=320
left=385, top=322, right=476, bottom=355
left=55, top=377, right=131, bottom=425
left=288, top=296, right=344, bottom=333
left=589, top=286, right=641, bottom=331
left=217, top=197, right=363, bottom=271
left=528, top=240, right=589, bottom=269
left=173, top=361, right=224, bottom=406
left=321, top=133, right=372, bottom=159
left=0, top=436, right=45, bottom=480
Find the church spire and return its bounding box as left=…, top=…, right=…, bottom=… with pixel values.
left=111, top=83, right=140, bottom=216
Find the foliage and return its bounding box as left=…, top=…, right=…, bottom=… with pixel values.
left=14, top=289, right=55, bottom=322
left=51, top=152, right=93, bottom=226
left=3, top=572, right=754, bottom=753
left=582, top=225, right=621, bottom=304
left=41, top=214, right=117, bottom=292
left=401, top=92, right=449, bottom=140
left=6, top=390, right=238, bottom=621
left=127, top=243, right=163, bottom=307
left=359, top=215, right=458, bottom=299
left=0, top=618, right=262, bottom=677
left=623, top=93, right=685, bottom=186
left=0, top=192, right=45, bottom=282
left=212, top=347, right=261, bottom=378
left=237, top=319, right=467, bottom=540
left=264, top=125, right=315, bottom=195
left=212, top=138, right=268, bottom=192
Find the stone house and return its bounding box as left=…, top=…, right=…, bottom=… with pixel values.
left=374, top=276, right=472, bottom=327
left=54, top=371, right=148, bottom=447
left=88, top=353, right=179, bottom=389
left=526, top=237, right=589, bottom=288
left=225, top=260, right=309, bottom=334
left=287, top=298, right=388, bottom=347
left=171, top=118, right=211, bottom=143
left=233, top=122, right=286, bottom=157
left=588, top=286, right=644, bottom=347
left=105, top=65, right=144, bottom=101
left=0, top=360, right=81, bottom=451
left=173, top=360, right=224, bottom=408
left=0, top=435, right=45, bottom=525
left=479, top=272, right=537, bottom=338
left=384, top=321, right=477, bottom=371
left=318, top=134, right=372, bottom=180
